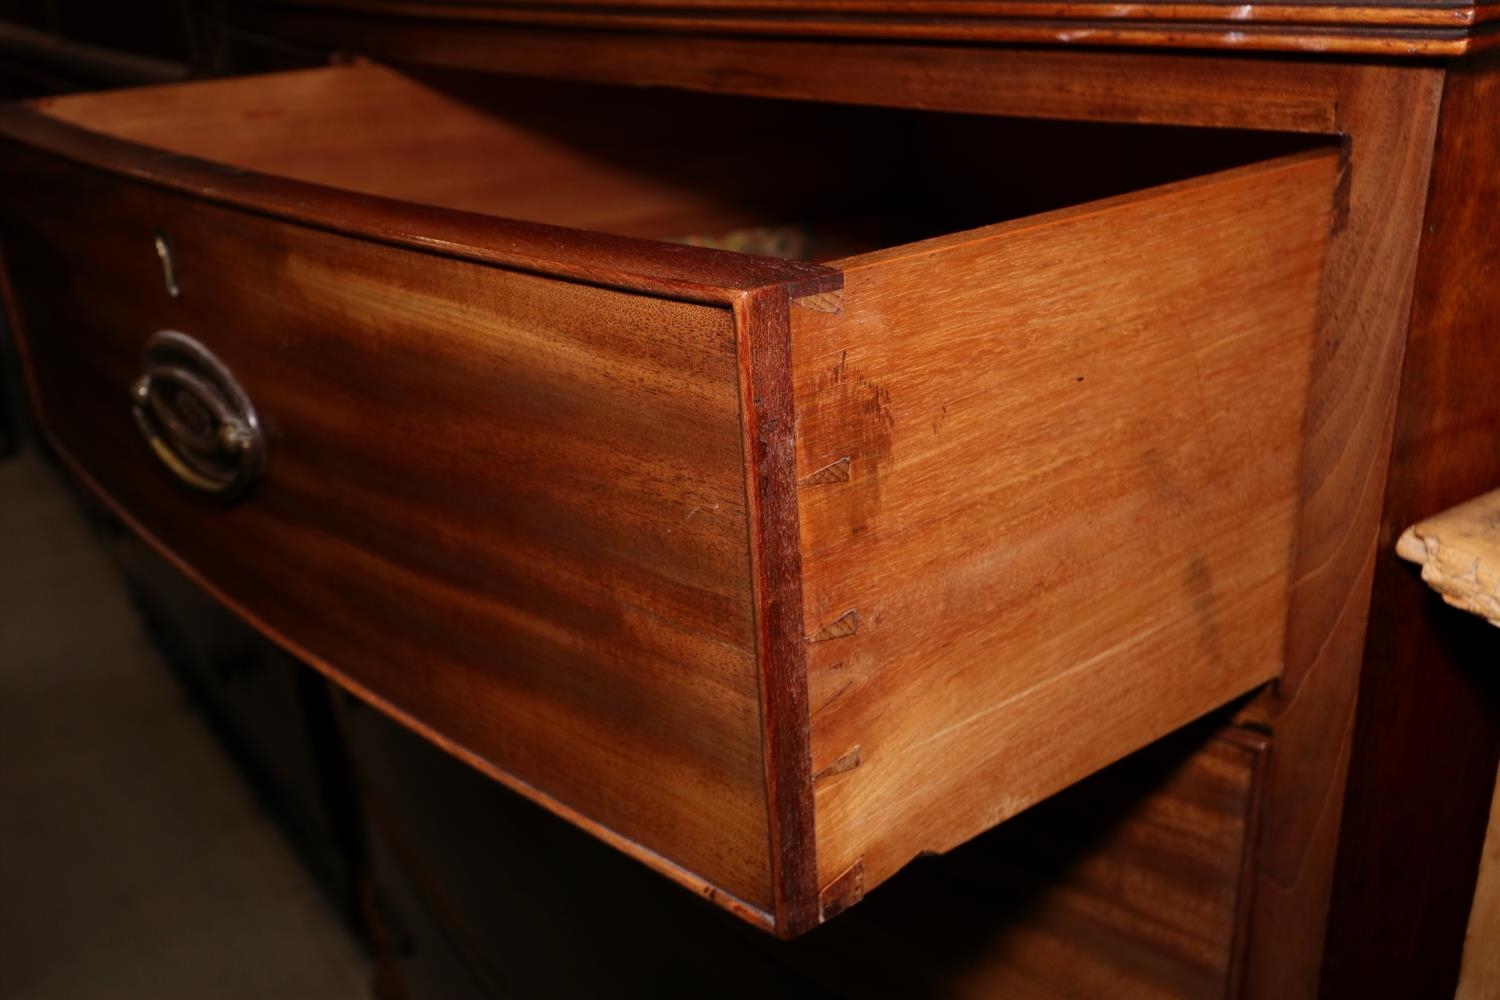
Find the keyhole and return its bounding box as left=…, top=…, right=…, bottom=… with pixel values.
left=154, top=229, right=181, bottom=299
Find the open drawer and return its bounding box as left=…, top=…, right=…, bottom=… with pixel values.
left=0, top=63, right=1336, bottom=936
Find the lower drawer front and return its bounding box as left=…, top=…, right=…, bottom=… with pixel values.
left=1, top=155, right=777, bottom=916
left=350, top=696, right=1266, bottom=1000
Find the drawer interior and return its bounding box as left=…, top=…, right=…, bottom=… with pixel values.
left=35, top=63, right=1323, bottom=263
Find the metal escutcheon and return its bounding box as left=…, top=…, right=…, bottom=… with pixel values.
left=131, top=330, right=264, bottom=500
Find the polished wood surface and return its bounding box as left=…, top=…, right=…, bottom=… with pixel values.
left=0, top=29, right=1487, bottom=995
left=738, top=280, right=822, bottom=934
left=0, top=60, right=1355, bottom=941
left=793, top=150, right=1336, bottom=901
left=1233, top=62, right=1444, bottom=1000
left=226, top=0, right=1500, bottom=56
left=1319, top=53, right=1500, bottom=998
left=216, top=25, right=1366, bottom=136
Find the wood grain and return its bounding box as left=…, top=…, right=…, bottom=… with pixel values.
left=885, top=725, right=1270, bottom=1000
left=225, top=0, right=1500, bottom=56
left=1221, top=63, right=1444, bottom=1000
left=1318, top=54, right=1500, bottom=998
left=794, top=150, right=1337, bottom=898
left=0, top=149, right=779, bottom=918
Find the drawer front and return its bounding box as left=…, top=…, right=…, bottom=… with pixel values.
left=0, top=150, right=777, bottom=914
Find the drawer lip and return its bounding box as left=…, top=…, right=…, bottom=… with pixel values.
left=0, top=98, right=841, bottom=305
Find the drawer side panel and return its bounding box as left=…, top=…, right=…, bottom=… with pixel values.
left=793, top=150, right=1337, bottom=898
left=0, top=150, right=774, bottom=914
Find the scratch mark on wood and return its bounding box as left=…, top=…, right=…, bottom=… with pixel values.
left=809, top=660, right=863, bottom=716
left=800, top=456, right=851, bottom=487
left=808, top=609, right=859, bottom=643
left=814, top=745, right=862, bottom=781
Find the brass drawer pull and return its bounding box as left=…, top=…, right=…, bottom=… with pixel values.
left=130, top=330, right=264, bottom=499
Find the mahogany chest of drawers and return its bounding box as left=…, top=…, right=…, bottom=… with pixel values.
left=3, top=3, right=1498, bottom=995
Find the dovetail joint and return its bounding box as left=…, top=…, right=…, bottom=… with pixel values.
left=819, top=858, right=866, bottom=922
left=794, top=290, right=843, bottom=314
left=813, top=745, right=862, bottom=782
left=808, top=609, right=859, bottom=643
left=799, top=456, right=851, bottom=487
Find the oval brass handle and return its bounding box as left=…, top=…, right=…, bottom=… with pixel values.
left=130, top=330, right=264, bottom=500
